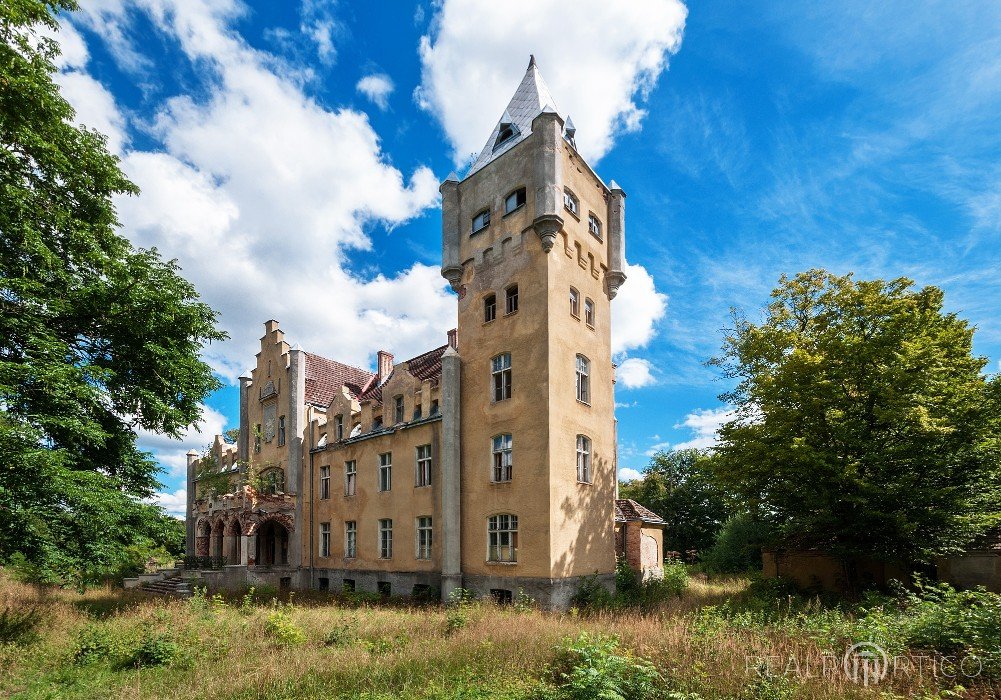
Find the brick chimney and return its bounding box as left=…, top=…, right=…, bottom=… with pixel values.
left=447, top=328, right=458, bottom=349
left=377, top=350, right=394, bottom=383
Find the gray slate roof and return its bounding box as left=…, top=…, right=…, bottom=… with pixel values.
left=467, top=55, right=562, bottom=176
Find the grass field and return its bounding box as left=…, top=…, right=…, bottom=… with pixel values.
left=1, top=570, right=998, bottom=700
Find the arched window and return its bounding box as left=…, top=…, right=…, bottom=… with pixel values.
left=576, top=435, right=592, bottom=483
left=563, top=189, right=579, bottom=217
left=492, top=434, right=513, bottom=482
left=472, top=209, right=490, bottom=234
left=484, top=294, right=497, bottom=323
left=487, top=514, right=518, bottom=562
left=576, top=354, right=590, bottom=404
left=505, top=285, right=519, bottom=314
left=584, top=298, right=595, bottom=327
left=570, top=287, right=580, bottom=318
left=259, top=467, right=285, bottom=495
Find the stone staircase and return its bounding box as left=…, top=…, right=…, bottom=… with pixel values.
left=125, top=567, right=201, bottom=599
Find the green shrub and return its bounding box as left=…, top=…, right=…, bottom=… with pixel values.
left=570, top=573, right=614, bottom=610
left=323, top=616, right=358, bottom=647
left=658, top=560, right=689, bottom=597
left=0, top=606, right=43, bottom=645
left=128, top=632, right=179, bottom=667
left=72, top=624, right=122, bottom=665
left=701, top=513, right=770, bottom=574
left=539, top=633, right=661, bottom=700
left=264, top=608, right=306, bottom=647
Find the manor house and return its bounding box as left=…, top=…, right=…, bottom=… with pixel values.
left=184, top=58, right=665, bottom=607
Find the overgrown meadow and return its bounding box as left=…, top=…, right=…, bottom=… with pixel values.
left=1, top=569, right=999, bottom=700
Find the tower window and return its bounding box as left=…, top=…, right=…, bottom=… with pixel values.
left=472, top=209, right=490, bottom=234
left=379, top=452, right=392, bottom=492
left=505, top=285, right=519, bottom=315
left=488, top=514, right=518, bottom=562
left=492, top=434, right=513, bottom=482
left=494, top=121, right=519, bottom=150
left=576, top=354, right=590, bottom=404
left=576, top=435, right=592, bottom=483
left=484, top=294, right=497, bottom=323
left=492, top=353, right=512, bottom=402
left=588, top=213, right=602, bottom=240
left=563, top=189, right=579, bottom=217
left=584, top=298, right=595, bottom=327
left=570, top=287, right=580, bottom=318
left=504, top=188, right=526, bottom=215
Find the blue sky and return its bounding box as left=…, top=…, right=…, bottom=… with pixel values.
left=48, top=1, right=1001, bottom=515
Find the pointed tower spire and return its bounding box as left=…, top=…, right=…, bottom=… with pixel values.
left=467, top=55, right=561, bottom=175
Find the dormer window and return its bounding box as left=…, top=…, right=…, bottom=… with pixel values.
left=472, top=209, right=490, bottom=234
left=504, top=188, right=526, bottom=215
left=563, top=189, right=579, bottom=217
left=493, top=121, right=519, bottom=151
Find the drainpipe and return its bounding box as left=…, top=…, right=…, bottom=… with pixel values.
left=308, top=412, right=315, bottom=589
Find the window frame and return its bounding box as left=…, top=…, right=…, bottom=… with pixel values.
left=319, top=522, right=330, bottom=557
left=319, top=465, right=330, bottom=500
left=505, top=285, right=519, bottom=315
left=576, top=434, right=593, bottom=484
left=472, top=208, right=491, bottom=234
left=491, top=352, right=512, bottom=402
left=345, top=460, right=357, bottom=496
left=584, top=298, right=595, bottom=328
left=563, top=189, right=579, bottom=217
left=416, top=516, right=433, bottom=560
left=334, top=414, right=344, bottom=441
left=588, top=212, right=602, bottom=240
left=416, top=444, right=432, bottom=487
left=492, top=433, right=513, bottom=482
left=378, top=452, right=392, bottom=492
left=394, top=395, right=405, bottom=424
left=504, top=187, right=526, bottom=215
left=278, top=415, right=286, bottom=446
left=484, top=294, right=497, bottom=323
left=379, top=518, right=393, bottom=559
left=487, top=514, right=518, bottom=563
left=576, top=354, right=591, bottom=405
left=345, top=521, right=357, bottom=558
left=570, top=287, right=580, bottom=318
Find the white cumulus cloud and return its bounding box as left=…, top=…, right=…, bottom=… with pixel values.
left=617, top=357, right=656, bottom=389
left=151, top=489, right=188, bottom=518
left=612, top=262, right=668, bottom=354
left=135, top=405, right=230, bottom=477
left=672, top=406, right=735, bottom=451
left=618, top=467, right=643, bottom=482
left=417, top=0, right=687, bottom=166
left=356, top=73, right=395, bottom=110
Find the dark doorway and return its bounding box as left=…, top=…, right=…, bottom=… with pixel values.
left=256, top=520, right=290, bottom=567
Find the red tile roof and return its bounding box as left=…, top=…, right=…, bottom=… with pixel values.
left=358, top=344, right=449, bottom=403
left=303, top=352, right=374, bottom=406
left=615, top=499, right=666, bottom=525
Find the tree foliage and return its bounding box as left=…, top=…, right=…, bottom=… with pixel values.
left=710, top=269, right=1001, bottom=566
left=619, top=449, right=731, bottom=558
left=0, top=0, right=225, bottom=585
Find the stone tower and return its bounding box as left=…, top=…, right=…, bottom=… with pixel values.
left=440, top=56, right=627, bottom=606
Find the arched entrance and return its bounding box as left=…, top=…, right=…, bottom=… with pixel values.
left=256, top=519, right=289, bottom=567
left=211, top=519, right=224, bottom=559
left=225, top=519, right=243, bottom=565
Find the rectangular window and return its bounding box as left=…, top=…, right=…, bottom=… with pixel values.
left=576, top=435, right=592, bottom=483
left=576, top=355, right=590, bottom=404
left=379, top=453, right=392, bottom=492
left=584, top=298, right=595, bottom=327
left=488, top=514, right=518, bottom=562
left=588, top=213, right=602, bottom=239
left=563, top=189, right=579, bottom=216
left=394, top=396, right=404, bottom=424
left=318, top=577, right=329, bottom=591
left=505, top=285, right=519, bottom=314
left=319, top=465, right=330, bottom=500
left=484, top=294, right=496, bottom=323
left=416, top=444, right=432, bottom=487
left=343, top=578, right=355, bottom=592
left=492, top=434, right=513, bottom=482
left=345, top=460, right=356, bottom=496
left=492, top=353, right=512, bottom=401
left=472, top=209, right=490, bottom=233
left=335, top=414, right=344, bottom=441
left=504, top=187, right=526, bottom=214
left=278, top=416, right=286, bottom=446
left=416, top=516, right=432, bottom=559
left=379, top=519, right=393, bottom=559
left=254, top=424, right=261, bottom=453
left=491, top=589, right=513, bottom=605
left=377, top=581, right=391, bottom=597
left=345, top=521, right=357, bottom=558
left=570, top=287, right=580, bottom=318
left=319, top=522, right=330, bottom=557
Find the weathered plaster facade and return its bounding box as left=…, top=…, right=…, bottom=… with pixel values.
left=186, top=58, right=650, bottom=605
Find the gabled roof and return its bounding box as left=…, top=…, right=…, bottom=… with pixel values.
left=467, top=55, right=561, bottom=176
left=615, top=499, right=666, bottom=525
left=358, top=344, right=449, bottom=403
left=304, top=352, right=374, bottom=406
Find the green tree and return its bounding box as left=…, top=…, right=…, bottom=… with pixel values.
left=619, top=449, right=731, bottom=558
left=711, top=270, right=1001, bottom=578
left=0, top=0, right=225, bottom=586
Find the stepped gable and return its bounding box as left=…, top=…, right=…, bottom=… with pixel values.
left=615, top=499, right=666, bottom=525
left=358, top=344, right=449, bottom=403
left=303, top=352, right=374, bottom=406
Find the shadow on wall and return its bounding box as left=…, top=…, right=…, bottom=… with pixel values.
left=553, top=452, right=614, bottom=580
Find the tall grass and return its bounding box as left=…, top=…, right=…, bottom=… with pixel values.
left=0, top=570, right=997, bottom=699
